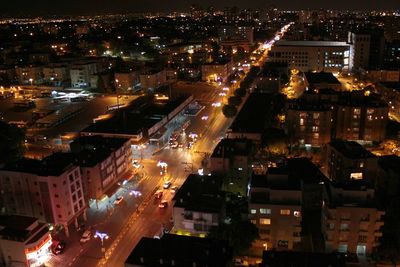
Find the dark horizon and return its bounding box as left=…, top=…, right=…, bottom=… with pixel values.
left=1, top=0, right=399, bottom=17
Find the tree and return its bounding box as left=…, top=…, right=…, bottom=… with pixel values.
left=0, top=121, right=25, bottom=164
left=234, top=88, right=246, bottom=98
left=222, top=105, right=237, bottom=118
left=228, top=96, right=242, bottom=106
left=207, top=194, right=259, bottom=254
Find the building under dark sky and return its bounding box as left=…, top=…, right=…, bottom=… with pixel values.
left=1, top=0, right=399, bottom=16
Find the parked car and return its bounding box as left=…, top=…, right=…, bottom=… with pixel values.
left=171, top=186, right=178, bottom=194
left=80, top=230, right=91, bottom=243
left=51, top=240, right=66, bottom=255
left=155, top=190, right=163, bottom=199
left=163, top=181, right=172, bottom=189
left=114, top=196, right=124, bottom=205
left=158, top=200, right=168, bottom=209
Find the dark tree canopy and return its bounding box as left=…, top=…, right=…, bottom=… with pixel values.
left=0, top=121, right=25, bottom=164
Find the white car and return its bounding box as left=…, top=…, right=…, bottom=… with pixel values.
left=211, top=102, right=221, bottom=107
left=129, top=190, right=142, bottom=197
left=80, top=230, right=91, bottom=243
left=171, top=186, right=178, bottom=194
left=132, top=160, right=141, bottom=169
left=158, top=200, right=168, bottom=209
left=201, top=116, right=209, bottom=121
left=114, top=196, right=124, bottom=205
left=163, top=181, right=172, bottom=189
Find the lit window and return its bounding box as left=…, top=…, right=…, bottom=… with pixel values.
left=250, top=209, right=257, bottom=214
left=260, top=208, right=271, bottom=214
left=250, top=219, right=257, bottom=224
left=260, top=218, right=271, bottom=225
left=350, top=173, right=363, bottom=180
left=294, top=211, right=301, bottom=217
left=340, top=223, right=349, bottom=231
left=300, top=118, right=304, bottom=126
left=280, top=209, right=290, bottom=215
left=359, top=162, right=364, bottom=168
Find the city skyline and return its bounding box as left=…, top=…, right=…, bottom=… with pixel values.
left=1, top=0, right=399, bottom=16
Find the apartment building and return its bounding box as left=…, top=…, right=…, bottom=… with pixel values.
left=69, top=136, right=132, bottom=201
left=201, top=59, right=234, bottom=83
left=324, top=182, right=385, bottom=255
left=115, top=71, right=139, bottom=93
left=285, top=100, right=333, bottom=147
left=248, top=158, right=327, bottom=251
left=210, top=138, right=253, bottom=194
left=0, top=215, right=52, bottom=267
left=285, top=88, right=389, bottom=147
left=334, top=93, right=388, bottom=142
left=324, top=140, right=378, bottom=185
left=42, top=64, right=69, bottom=86
left=139, top=69, right=167, bottom=90
left=0, top=154, right=87, bottom=237
left=15, top=65, right=43, bottom=85
left=172, top=174, right=225, bottom=237
left=70, top=62, right=97, bottom=88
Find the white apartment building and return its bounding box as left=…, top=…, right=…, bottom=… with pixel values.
left=267, top=40, right=350, bottom=72
left=70, top=62, right=97, bottom=88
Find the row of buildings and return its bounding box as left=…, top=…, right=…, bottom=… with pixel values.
left=267, top=31, right=399, bottom=78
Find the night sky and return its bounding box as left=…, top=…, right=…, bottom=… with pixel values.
left=1, top=0, right=399, bottom=16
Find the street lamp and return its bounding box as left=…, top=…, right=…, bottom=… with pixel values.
left=94, top=231, right=109, bottom=258
left=29, top=78, right=33, bottom=86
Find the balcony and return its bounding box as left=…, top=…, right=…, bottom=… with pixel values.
left=374, top=231, right=383, bottom=237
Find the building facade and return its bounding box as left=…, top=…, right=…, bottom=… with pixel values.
left=324, top=140, right=378, bottom=185
left=0, top=154, right=87, bottom=237
left=267, top=41, right=350, bottom=72
left=0, top=215, right=52, bottom=267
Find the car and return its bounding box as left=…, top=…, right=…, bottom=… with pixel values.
left=51, top=240, right=66, bottom=255
left=186, top=142, right=193, bottom=149
left=129, top=190, right=142, bottom=197
left=114, top=196, right=124, bottom=205
left=80, top=230, right=91, bottom=243
left=158, top=200, right=168, bottom=209
left=201, top=116, right=209, bottom=121
left=171, top=186, right=178, bottom=194
left=132, top=160, right=141, bottom=169
left=155, top=190, right=163, bottom=199
left=163, top=181, right=172, bottom=189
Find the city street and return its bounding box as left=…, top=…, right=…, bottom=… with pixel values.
left=43, top=25, right=290, bottom=267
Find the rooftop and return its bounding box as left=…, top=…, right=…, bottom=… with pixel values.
left=275, top=40, right=349, bottom=47
left=125, top=234, right=232, bottom=267
left=304, top=71, right=341, bottom=86
left=211, top=138, right=253, bottom=158
left=173, top=174, right=224, bottom=213
left=329, top=140, right=375, bottom=159
left=260, top=250, right=347, bottom=267
left=2, top=153, right=76, bottom=176
left=82, top=95, right=192, bottom=137
left=251, top=158, right=328, bottom=190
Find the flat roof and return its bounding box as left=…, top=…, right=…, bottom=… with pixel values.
left=251, top=158, right=327, bottom=190
left=329, top=140, right=375, bottom=159
left=211, top=138, right=252, bottom=158
left=260, top=250, right=347, bottom=267
left=82, top=95, right=192, bottom=136
left=125, top=234, right=232, bottom=267
left=275, top=40, right=349, bottom=47
left=173, top=174, right=224, bottom=213
left=2, top=153, right=76, bottom=176
left=304, top=72, right=341, bottom=85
